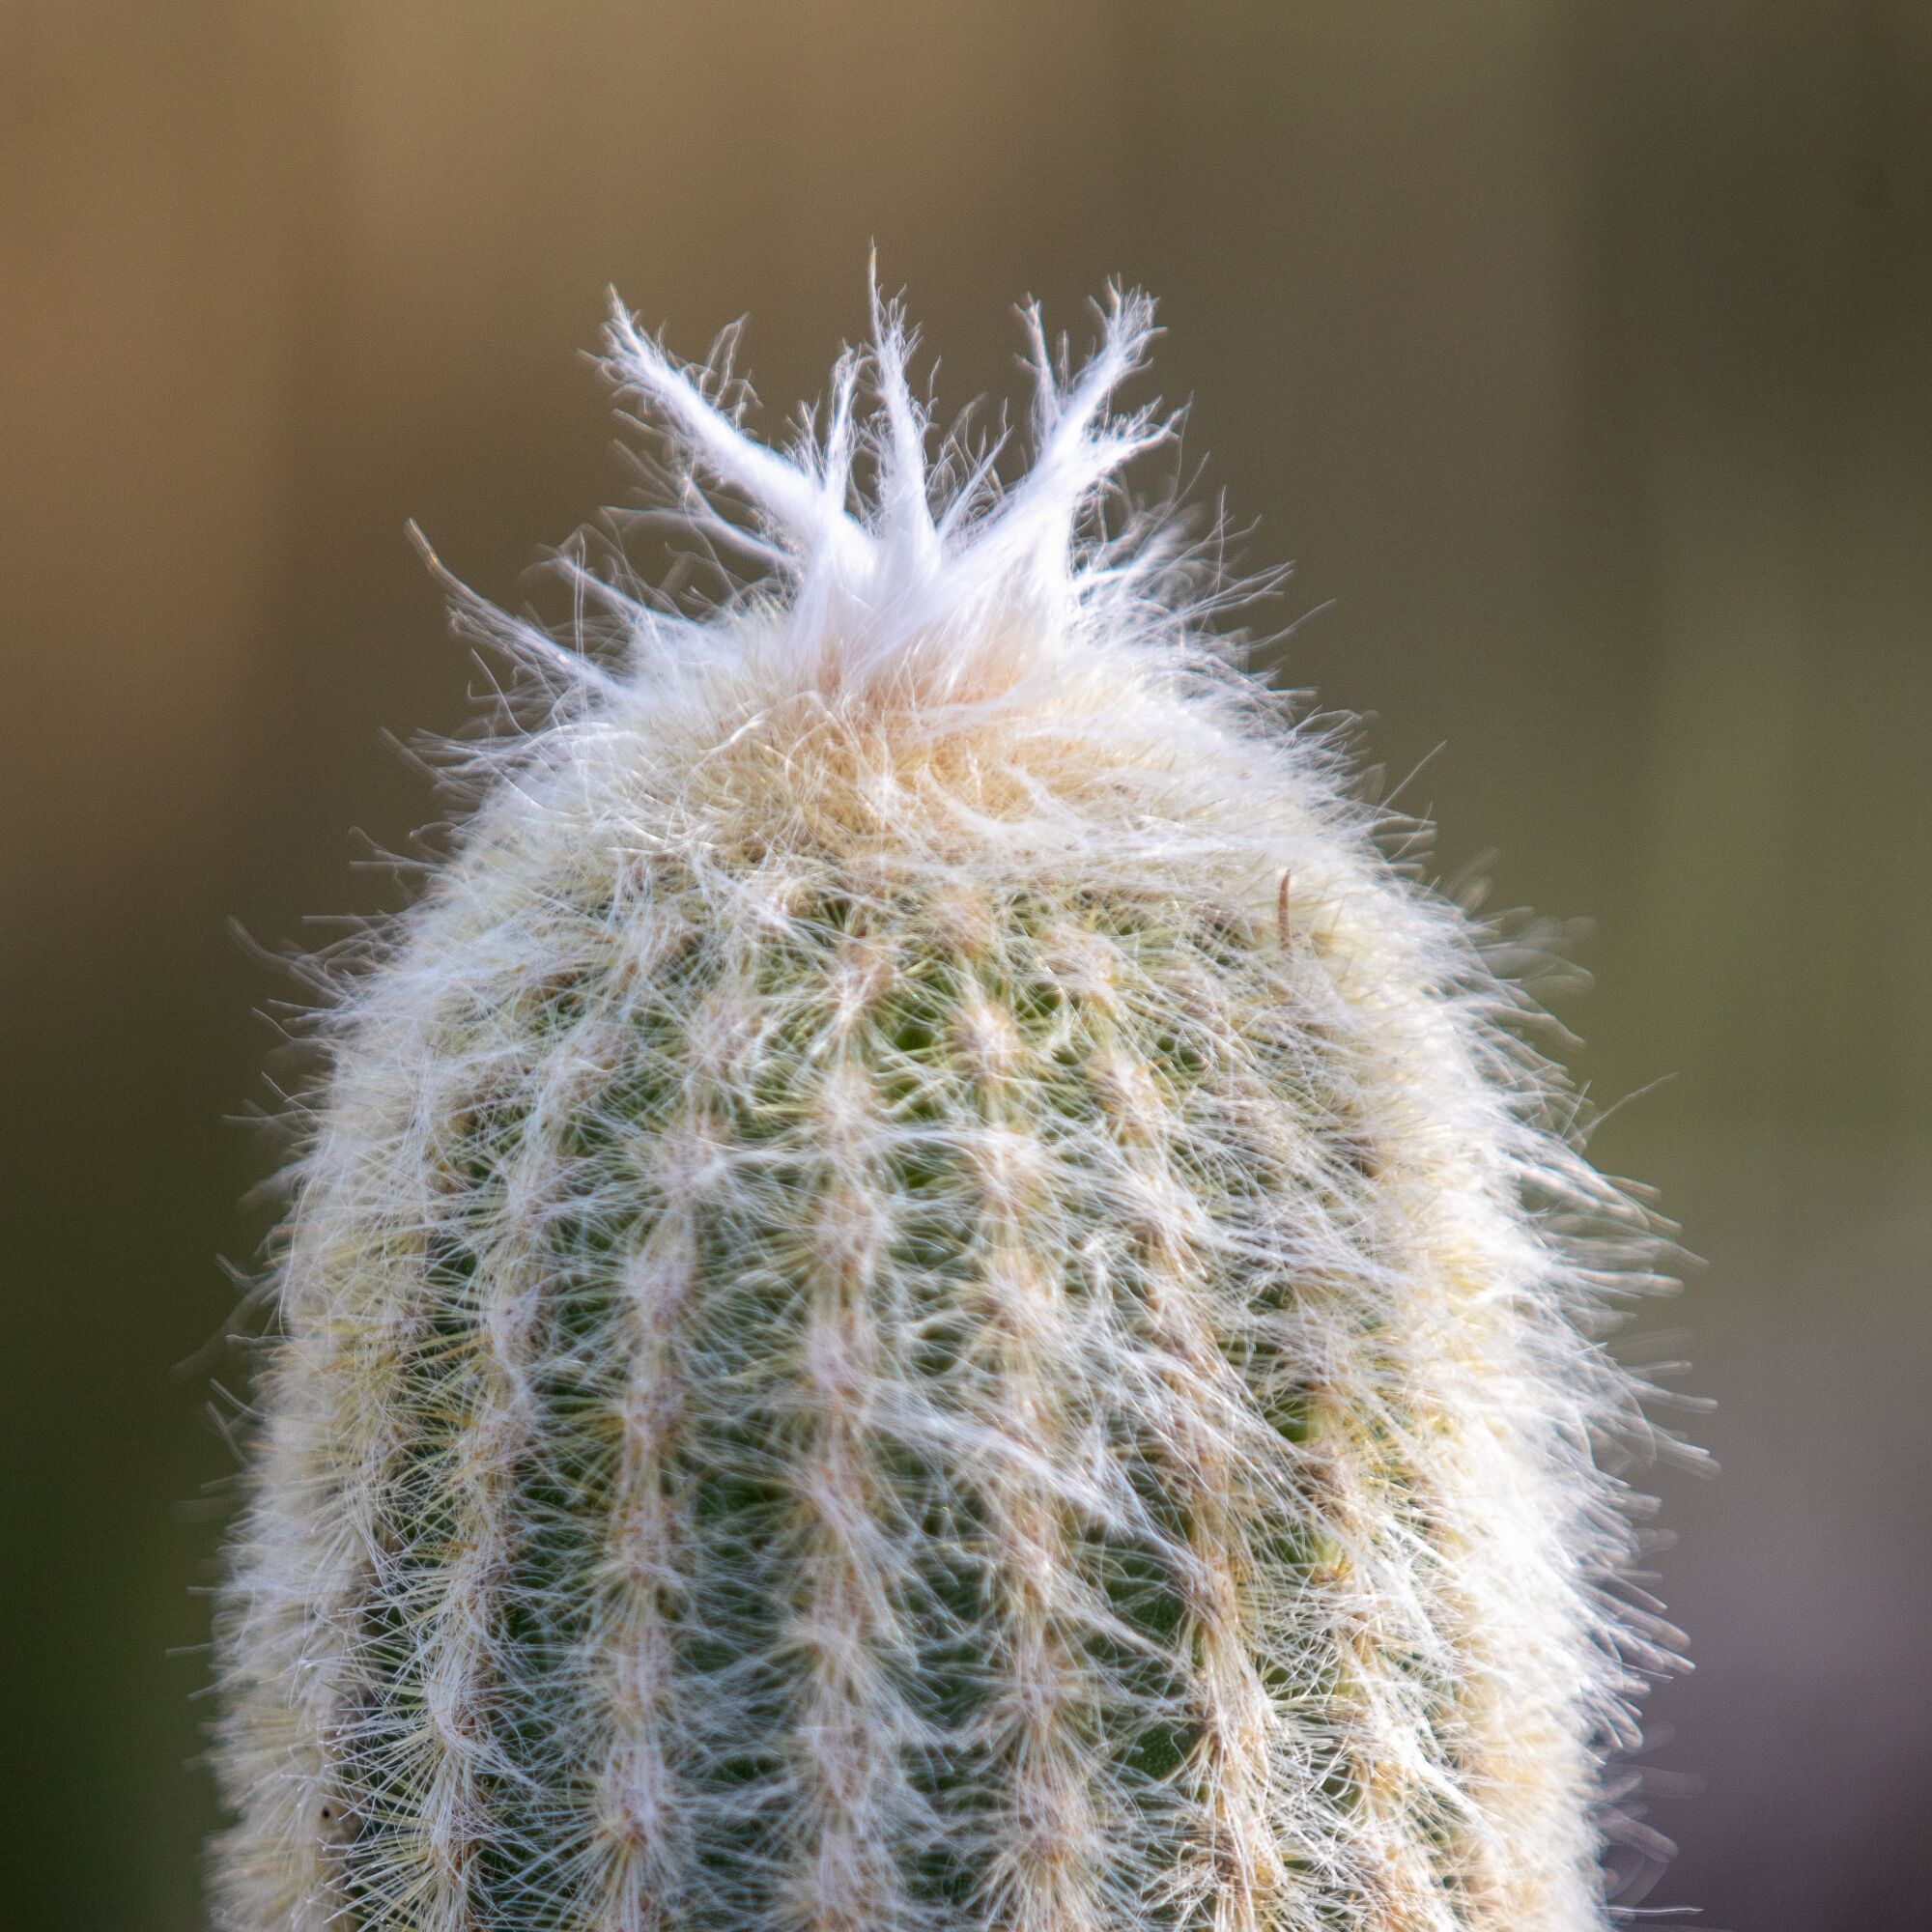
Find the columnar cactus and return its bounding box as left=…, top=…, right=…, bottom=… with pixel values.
left=213, top=285, right=1681, bottom=1932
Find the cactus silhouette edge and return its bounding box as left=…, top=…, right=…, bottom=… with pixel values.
left=212, top=279, right=1687, bottom=1932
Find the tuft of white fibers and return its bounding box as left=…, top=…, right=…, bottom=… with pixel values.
left=211, top=276, right=1691, bottom=1932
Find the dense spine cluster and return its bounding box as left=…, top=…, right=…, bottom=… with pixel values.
left=213, top=285, right=1681, bottom=1932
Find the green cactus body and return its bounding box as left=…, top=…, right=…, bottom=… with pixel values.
left=213, top=288, right=1678, bottom=1932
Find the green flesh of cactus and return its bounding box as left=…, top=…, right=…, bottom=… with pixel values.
left=212, top=289, right=1680, bottom=1932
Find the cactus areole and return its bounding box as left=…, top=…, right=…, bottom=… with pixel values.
left=213, top=283, right=1685, bottom=1932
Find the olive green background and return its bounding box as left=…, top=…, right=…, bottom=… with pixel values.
left=5, top=5, right=1927, bottom=1927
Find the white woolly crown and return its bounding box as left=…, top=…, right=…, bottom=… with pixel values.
left=611, top=275, right=1175, bottom=691
left=413, top=273, right=1271, bottom=746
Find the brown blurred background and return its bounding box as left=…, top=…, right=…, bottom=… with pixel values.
left=5, top=4, right=1928, bottom=1927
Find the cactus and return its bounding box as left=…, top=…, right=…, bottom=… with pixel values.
left=212, top=283, right=1681, bottom=1932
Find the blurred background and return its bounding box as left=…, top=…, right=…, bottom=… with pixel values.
left=5, top=4, right=1927, bottom=1927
